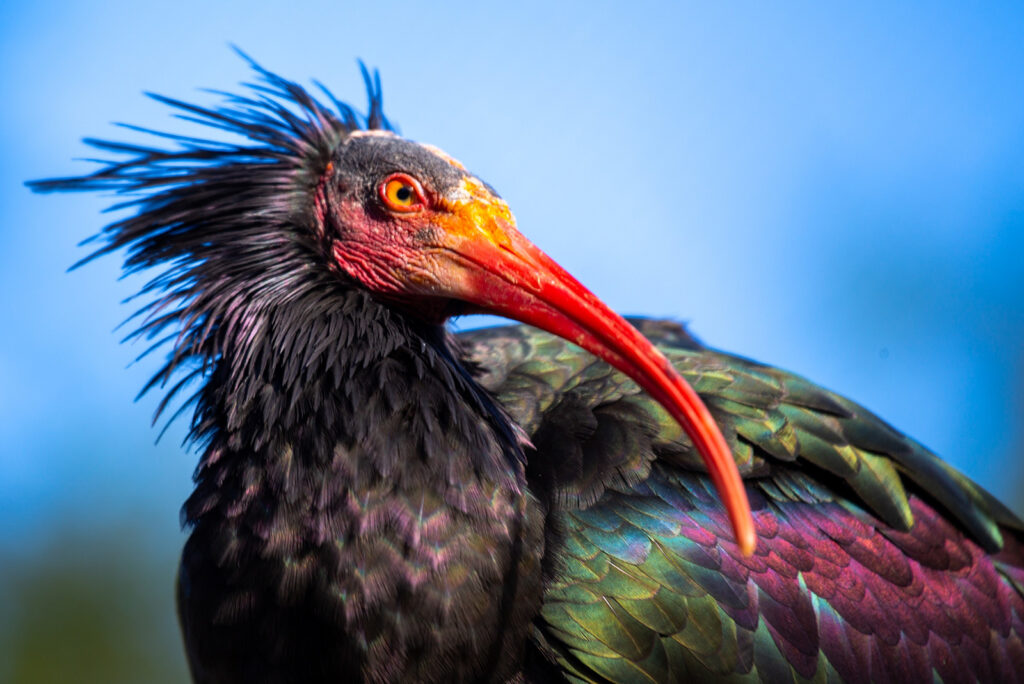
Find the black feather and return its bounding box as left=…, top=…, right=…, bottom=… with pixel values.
left=29, top=56, right=390, bottom=439
left=30, top=57, right=545, bottom=683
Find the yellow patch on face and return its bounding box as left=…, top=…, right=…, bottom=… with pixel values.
left=433, top=176, right=516, bottom=248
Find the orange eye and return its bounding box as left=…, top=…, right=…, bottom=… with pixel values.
left=380, top=173, right=425, bottom=212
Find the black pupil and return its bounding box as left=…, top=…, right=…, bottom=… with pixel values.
left=396, top=185, right=413, bottom=202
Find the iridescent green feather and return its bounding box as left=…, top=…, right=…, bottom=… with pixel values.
left=460, top=319, right=1024, bottom=683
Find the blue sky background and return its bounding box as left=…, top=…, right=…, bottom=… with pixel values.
left=3, top=0, right=1023, bottom=572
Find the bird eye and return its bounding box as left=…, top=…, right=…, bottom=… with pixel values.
left=380, top=173, right=425, bottom=212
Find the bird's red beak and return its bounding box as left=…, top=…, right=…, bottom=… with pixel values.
left=337, top=174, right=756, bottom=555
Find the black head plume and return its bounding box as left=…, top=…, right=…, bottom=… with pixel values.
left=28, top=53, right=394, bottom=433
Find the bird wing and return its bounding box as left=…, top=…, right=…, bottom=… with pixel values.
left=458, top=319, right=1024, bottom=683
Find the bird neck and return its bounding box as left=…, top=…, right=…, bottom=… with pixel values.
left=183, top=289, right=525, bottom=521
left=176, top=289, right=541, bottom=682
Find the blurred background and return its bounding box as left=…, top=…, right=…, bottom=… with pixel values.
left=3, top=2, right=1023, bottom=681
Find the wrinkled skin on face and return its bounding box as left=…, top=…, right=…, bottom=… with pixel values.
left=320, top=131, right=511, bottom=321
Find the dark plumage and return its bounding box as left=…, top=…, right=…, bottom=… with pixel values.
left=30, top=57, right=1024, bottom=683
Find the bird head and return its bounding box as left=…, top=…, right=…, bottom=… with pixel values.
left=31, top=58, right=755, bottom=555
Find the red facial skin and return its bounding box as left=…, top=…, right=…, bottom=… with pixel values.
left=329, top=167, right=757, bottom=556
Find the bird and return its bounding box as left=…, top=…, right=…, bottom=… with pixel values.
left=30, top=57, right=1024, bottom=683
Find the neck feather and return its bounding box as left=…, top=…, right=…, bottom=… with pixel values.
left=182, top=288, right=525, bottom=527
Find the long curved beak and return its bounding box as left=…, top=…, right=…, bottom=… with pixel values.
left=429, top=186, right=756, bottom=555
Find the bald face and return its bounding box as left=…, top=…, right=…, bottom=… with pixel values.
left=318, top=132, right=515, bottom=318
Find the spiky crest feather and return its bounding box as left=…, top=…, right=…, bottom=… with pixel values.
left=30, top=53, right=395, bottom=441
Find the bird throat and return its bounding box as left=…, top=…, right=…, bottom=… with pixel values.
left=176, top=290, right=541, bottom=683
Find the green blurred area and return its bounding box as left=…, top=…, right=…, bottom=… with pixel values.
left=0, top=527, right=188, bottom=684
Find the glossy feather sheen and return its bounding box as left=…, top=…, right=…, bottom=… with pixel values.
left=461, top=320, right=1024, bottom=682
left=30, top=59, right=1024, bottom=682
